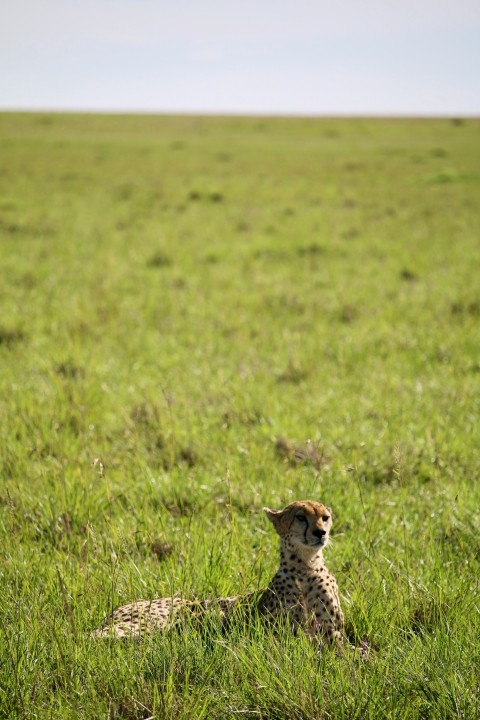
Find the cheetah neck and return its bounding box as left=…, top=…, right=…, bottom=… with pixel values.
left=278, top=541, right=327, bottom=574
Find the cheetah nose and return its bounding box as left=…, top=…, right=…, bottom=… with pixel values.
left=312, top=528, right=326, bottom=539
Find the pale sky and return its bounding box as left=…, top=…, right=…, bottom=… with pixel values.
left=1, top=0, right=479, bottom=115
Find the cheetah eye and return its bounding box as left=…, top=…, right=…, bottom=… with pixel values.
left=295, top=513, right=307, bottom=523
left=322, top=515, right=330, bottom=522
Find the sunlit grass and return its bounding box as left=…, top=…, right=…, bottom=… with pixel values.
left=0, top=112, right=479, bottom=718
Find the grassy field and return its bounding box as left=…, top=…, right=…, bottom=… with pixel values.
left=0, top=112, right=479, bottom=719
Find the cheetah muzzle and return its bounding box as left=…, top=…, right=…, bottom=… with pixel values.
left=93, top=500, right=345, bottom=647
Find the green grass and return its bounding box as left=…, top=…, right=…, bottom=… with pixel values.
left=1, top=112, right=479, bottom=719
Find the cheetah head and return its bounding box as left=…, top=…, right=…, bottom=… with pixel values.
left=263, top=500, right=333, bottom=556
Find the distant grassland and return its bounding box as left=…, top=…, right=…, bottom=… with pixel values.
left=0, top=113, right=479, bottom=718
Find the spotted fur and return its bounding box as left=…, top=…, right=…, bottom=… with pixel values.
left=94, top=500, right=344, bottom=646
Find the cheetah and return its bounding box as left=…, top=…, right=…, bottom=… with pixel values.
left=93, top=500, right=344, bottom=647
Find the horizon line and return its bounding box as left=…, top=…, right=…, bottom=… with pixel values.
left=1, top=107, right=478, bottom=120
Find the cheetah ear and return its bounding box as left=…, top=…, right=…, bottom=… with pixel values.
left=263, top=507, right=285, bottom=533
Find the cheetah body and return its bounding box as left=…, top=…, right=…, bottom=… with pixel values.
left=94, top=500, right=344, bottom=646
